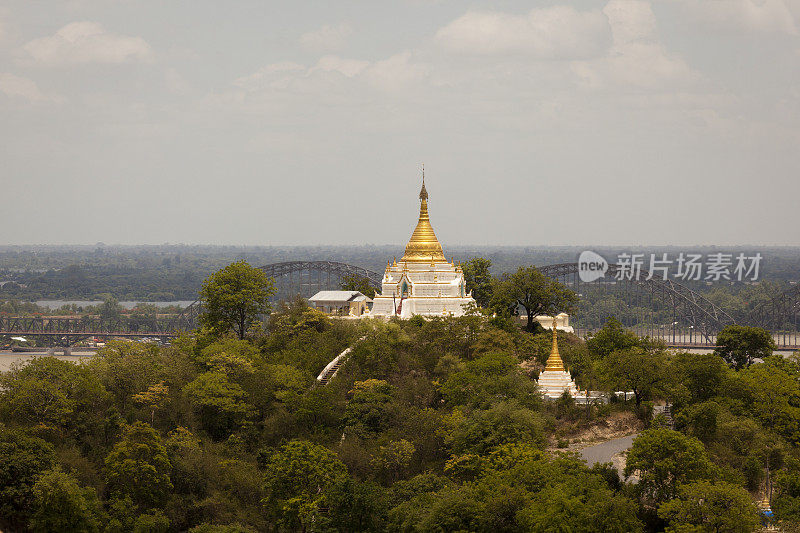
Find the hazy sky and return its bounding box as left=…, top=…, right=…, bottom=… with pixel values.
left=1, top=1, right=799, bottom=246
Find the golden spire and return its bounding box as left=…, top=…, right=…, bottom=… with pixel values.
left=401, top=166, right=446, bottom=263
left=544, top=316, right=565, bottom=372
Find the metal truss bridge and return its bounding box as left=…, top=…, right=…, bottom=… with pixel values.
left=1, top=260, right=798, bottom=349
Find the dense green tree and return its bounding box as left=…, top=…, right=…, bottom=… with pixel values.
left=445, top=401, right=547, bottom=454
left=774, top=459, right=800, bottom=522
left=0, top=356, right=109, bottom=433
left=600, top=346, right=667, bottom=409
left=461, top=257, right=494, bottom=307
left=491, top=266, right=578, bottom=332
left=260, top=440, right=348, bottom=530
left=671, top=351, right=729, bottom=405
left=339, top=272, right=376, bottom=298
left=319, top=477, right=388, bottom=532
left=675, top=400, right=722, bottom=443
left=586, top=317, right=640, bottom=358
left=739, top=360, right=800, bottom=443
left=0, top=429, right=55, bottom=530
left=439, top=352, right=539, bottom=409
left=99, top=296, right=123, bottom=322
left=104, top=422, right=173, bottom=510
left=30, top=468, right=102, bottom=533
left=199, top=261, right=276, bottom=339
left=715, top=325, right=776, bottom=369
left=625, top=429, right=712, bottom=505
left=658, top=480, right=759, bottom=532
left=342, top=379, right=396, bottom=436
left=184, top=372, right=254, bottom=439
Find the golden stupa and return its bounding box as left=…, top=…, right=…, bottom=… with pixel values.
left=536, top=316, right=579, bottom=398
left=367, top=167, right=475, bottom=318
left=401, top=174, right=446, bottom=263
left=544, top=316, right=566, bottom=372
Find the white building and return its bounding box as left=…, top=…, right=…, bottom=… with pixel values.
left=369, top=177, right=476, bottom=318
left=309, top=290, right=372, bottom=317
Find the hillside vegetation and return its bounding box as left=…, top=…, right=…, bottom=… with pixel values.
left=1, top=305, right=798, bottom=531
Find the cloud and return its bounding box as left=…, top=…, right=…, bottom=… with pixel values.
left=0, top=72, right=61, bottom=102
left=676, top=0, right=798, bottom=34
left=232, top=52, right=427, bottom=96
left=300, top=23, right=352, bottom=51
left=571, top=1, right=699, bottom=90
left=435, top=6, right=610, bottom=59
left=23, top=21, right=152, bottom=65
left=312, top=55, right=369, bottom=77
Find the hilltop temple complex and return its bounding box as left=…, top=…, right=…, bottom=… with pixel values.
left=369, top=176, right=476, bottom=318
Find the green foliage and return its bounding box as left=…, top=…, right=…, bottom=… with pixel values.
left=260, top=440, right=348, bottom=530
left=774, top=458, right=800, bottom=522
left=439, top=352, right=539, bottom=409
left=715, top=325, right=776, bottom=369
left=625, top=429, right=712, bottom=504
left=104, top=422, right=173, bottom=510
left=0, top=356, right=109, bottom=434
left=0, top=429, right=55, bottom=529
left=319, top=477, right=388, bottom=532
left=658, top=480, right=759, bottom=532
left=199, top=260, right=276, bottom=339
left=586, top=317, right=640, bottom=358
left=343, top=379, right=395, bottom=436
left=3, top=307, right=798, bottom=532
left=184, top=372, right=254, bottom=439
left=461, top=257, right=494, bottom=307
left=491, top=266, right=578, bottom=332
left=445, top=401, right=547, bottom=455
left=340, top=272, right=376, bottom=298
left=671, top=352, right=729, bottom=405
left=30, top=468, right=102, bottom=533
left=600, top=345, right=667, bottom=408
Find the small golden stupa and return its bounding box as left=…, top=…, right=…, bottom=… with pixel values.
left=536, top=316, right=579, bottom=399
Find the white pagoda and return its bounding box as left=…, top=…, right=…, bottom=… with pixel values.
left=536, top=317, right=580, bottom=399
left=369, top=175, right=476, bottom=318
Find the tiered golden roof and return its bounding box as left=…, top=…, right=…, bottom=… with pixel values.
left=401, top=174, right=446, bottom=263
left=544, top=317, right=565, bottom=372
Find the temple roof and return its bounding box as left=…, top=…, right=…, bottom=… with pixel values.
left=401, top=176, right=446, bottom=263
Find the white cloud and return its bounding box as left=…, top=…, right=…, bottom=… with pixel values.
left=23, top=21, right=152, bottom=65
left=231, top=52, right=427, bottom=97
left=435, top=6, right=610, bottom=59
left=233, top=62, right=306, bottom=91
left=0, top=72, right=61, bottom=103
left=364, top=52, right=429, bottom=89
left=676, top=0, right=798, bottom=34
left=572, top=1, right=699, bottom=90
left=300, top=24, right=352, bottom=51
left=312, top=55, right=369, bottom=77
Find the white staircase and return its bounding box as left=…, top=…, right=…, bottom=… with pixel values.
left=315, top=336, right=365, bottom=386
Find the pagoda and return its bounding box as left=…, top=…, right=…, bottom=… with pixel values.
left=368, top=172, right=476, bottom=318
left=536, top=317, right=580, bottom=399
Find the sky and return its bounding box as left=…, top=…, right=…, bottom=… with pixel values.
left=1, top=0, right=799, bottom=247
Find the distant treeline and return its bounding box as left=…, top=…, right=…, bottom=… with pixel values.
left=1, top=245, right=798, bottom=301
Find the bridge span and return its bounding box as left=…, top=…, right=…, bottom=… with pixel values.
left=1, top=260, right=797, bottom=350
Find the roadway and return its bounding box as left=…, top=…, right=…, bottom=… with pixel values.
left=579, top=433, right=638, bottom=478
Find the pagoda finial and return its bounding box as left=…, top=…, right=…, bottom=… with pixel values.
left=419, top=164, right=428, bottom=201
